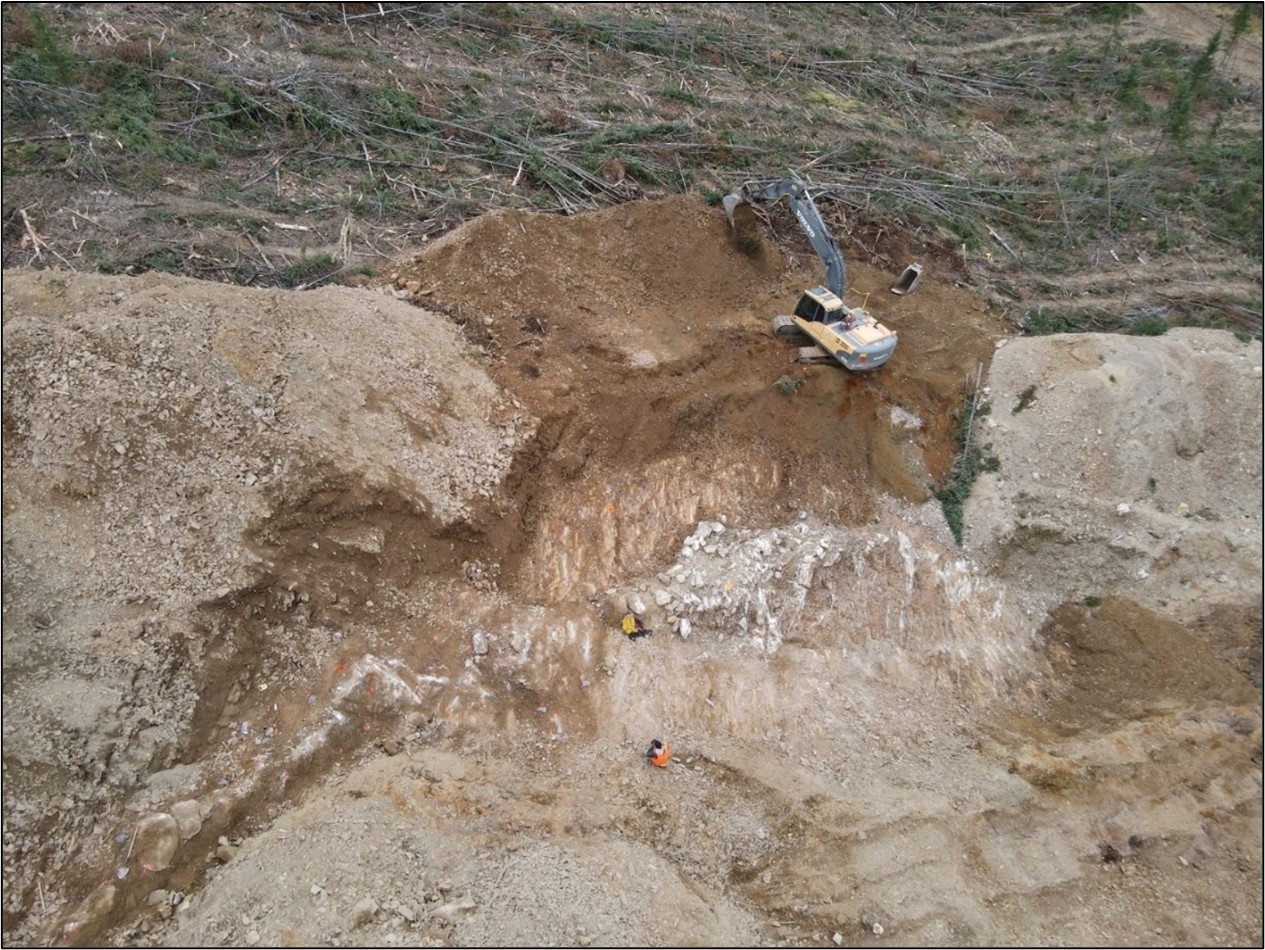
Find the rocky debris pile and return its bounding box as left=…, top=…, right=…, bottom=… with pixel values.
left=613, top=507, right=1039, bottom=696
left=1, top=268, right=533, bottom=943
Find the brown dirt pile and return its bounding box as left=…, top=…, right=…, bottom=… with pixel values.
left=400, top=195, right=784, bottom=345
left=383, top=195, right=1004, bottom=521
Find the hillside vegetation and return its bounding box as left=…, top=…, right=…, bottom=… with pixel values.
left=3, top=3, right=1261, bottom=335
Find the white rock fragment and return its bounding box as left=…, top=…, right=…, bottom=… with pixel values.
left=169, top=800, right=202, bottom=841
left=134, top=813, right=180, bottom=870
left=890, top=406, right=923, bottom=429
left=435, top=896, right=477, bottom=920
left=349, top=897, right=379, bottom=928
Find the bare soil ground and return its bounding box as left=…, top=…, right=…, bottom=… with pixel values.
left=2, top=4, right=1262, bottom=949
left=4, top=193, right=1261, bottom=948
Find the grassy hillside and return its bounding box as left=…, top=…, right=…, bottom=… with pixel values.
left=3, top=3, right=1261, bottom=335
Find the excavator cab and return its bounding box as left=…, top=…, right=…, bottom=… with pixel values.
left=793, top=286, right=848, bottom=326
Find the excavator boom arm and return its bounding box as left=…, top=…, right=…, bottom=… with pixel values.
left=724, top=175, right=898, bottom=372
left=735, top=179, right=847, bottom=298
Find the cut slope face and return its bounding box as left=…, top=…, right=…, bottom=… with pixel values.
left=966, top=329, right=1263, bottom=639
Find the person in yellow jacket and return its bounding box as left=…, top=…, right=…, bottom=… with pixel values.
left=646, top=738, right=670, bottom=767
left=621, top=613, right=651, bottom=640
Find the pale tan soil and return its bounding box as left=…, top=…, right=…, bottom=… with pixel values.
left=966, top=327, right=1263, bottom=628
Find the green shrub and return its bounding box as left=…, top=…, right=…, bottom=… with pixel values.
left=283, top=252, right=340, bottom=288
left=775, top=375, right=805, bottom=396
left=935, top=395, right=994, bottom=545
left=3, top=8, right=78, bottom=84
left=1012, top=385, right=1038, bottom=414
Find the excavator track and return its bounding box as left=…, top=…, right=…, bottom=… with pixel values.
left=797, top=346, right=836, bottom=365
left=772, top=315, right=812, bottom=345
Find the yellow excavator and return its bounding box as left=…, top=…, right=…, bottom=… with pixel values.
left=724, top=179, right=897, bottom=371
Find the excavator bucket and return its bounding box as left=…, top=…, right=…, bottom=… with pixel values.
left=723, top=192, right=762, bottom=252
left=891, top=263, right=924, bottom=296
left=722, top=193, right=746, bottom=228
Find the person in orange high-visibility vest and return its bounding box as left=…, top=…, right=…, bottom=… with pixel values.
left=646, top=738, right=670, bottom=767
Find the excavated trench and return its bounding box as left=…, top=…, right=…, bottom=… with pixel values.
left=5, top=197, right=1260, bottom=947
left=12, top=196, right=1006, bottom=943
